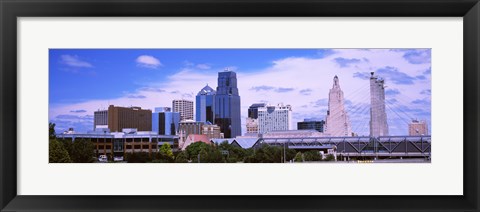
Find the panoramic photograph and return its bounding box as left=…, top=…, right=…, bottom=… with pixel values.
left=48, top=49, right=431, bottom=163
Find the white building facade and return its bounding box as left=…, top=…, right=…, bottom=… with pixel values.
left=257, top=103, right=292, bottom=134
left=325, top=76, right=352, bottom=137
left=369, top=72, right=389, bottom=137
left=172, top=99, right=194, bottom=121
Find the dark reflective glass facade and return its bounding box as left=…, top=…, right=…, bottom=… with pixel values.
left=214, top=71, right=241, bottom=138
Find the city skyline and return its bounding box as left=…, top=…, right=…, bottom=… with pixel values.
left=49, top=49, right=431, bottom=136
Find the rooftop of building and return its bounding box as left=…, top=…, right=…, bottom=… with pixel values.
left=172, top=99, right=194, bottom=102
left=197, top=84, right=216, bottom=95
left=210, top=138, right=260, bottom=149
left=107, top=105, right=150, bottom=110
left=232, top=138, right=260, bottom=149
left=410, top=119, right=427, bottom=124
left=154, top=107, right=172, bottom=113
left=262, top=130, right=324, bottom=138
left=186, top=134, right=210, bottom=143
left=249, top=103, right=267, bottom=108
left=220, top=68, right=236, bottom=73
left=262, top=103, right=292, bottom=108
left=57, top=130, right=179, bottom=139
left=180, top=119, right=203, bottom=124
left=300, top=118, right=325, bottom=123
left=211, top=138, right=235, bottom=144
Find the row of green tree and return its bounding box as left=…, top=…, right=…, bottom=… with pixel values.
left=126, top=141, right=335, bottom=163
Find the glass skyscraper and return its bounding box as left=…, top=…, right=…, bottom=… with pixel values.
left=214, top=70, right=241, bottom=138
left=195, top=84, right=216, bottom=124
left=152, top=107, right=180, bottom=135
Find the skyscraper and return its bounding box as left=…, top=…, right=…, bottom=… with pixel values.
left=214, top=70, right=241, bottom=138
left=195, top=84, right=216, bottom=124
left=172, top=99, right=194, bottom=121
left=152, top=107, right=180, bottom=135
left=257, top=103, right=292, bottom=134
left=325, top=76, right=352, bottom=137
left=369, top=72, right=389, bottom=137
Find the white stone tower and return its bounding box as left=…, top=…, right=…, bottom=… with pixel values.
left=369, top=72, right=389, bottom=137
left=325, top=76, right=352, bottom=137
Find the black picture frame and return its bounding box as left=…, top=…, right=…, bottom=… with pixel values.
left=1, top=0, right=479, bottom=211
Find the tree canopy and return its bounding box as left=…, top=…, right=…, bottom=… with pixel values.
left=304, top=150, right=322, bottom=161
left=49, top=122, right=56, bottom=139
left=185, top=142, right=224, bottom=163
left=70, top=139, right=95, bottom=163
left=49, top=139, right=72, bottom=163
left=153, top=143, right=174, bottom=162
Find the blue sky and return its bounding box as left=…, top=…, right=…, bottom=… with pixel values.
left=49, top=49, right=318, bottom=104
left=49, top=49, right=431, bottom=135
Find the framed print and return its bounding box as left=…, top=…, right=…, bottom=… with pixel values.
left=1, top=0, right=479, bottom=211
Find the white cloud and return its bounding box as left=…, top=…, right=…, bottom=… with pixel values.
left=196, top=64, right=211, bottom=70
left=51, top=49, right=431, bottom=136
left=60, top=55, right=93, bottom=68
left=136, top=55, right=162, bottom=69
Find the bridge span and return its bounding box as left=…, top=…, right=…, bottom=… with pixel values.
left=260, top=136, right=431, bottom=159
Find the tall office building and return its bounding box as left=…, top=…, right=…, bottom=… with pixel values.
left=152, top=107, right=180, bottom=135
left=172, top=99, right=194, bottom=121
left=195, top=84, right=216, bottom=124
left=214, top=70, right=242, bottom=138
left=248, top=103, right=266, bottom=119
left=94, top=110, right=108, bottom=130
left=297, top=118, right=325, bottom=132
left=107, top=105, right=152, bottom=132
left=408, top=119, right=428, bottom=136
left=257, top=103, right=292, bottom=134
left=369, top=72, right=389, bottom=137
left=325, top=76, right=352, bottom=137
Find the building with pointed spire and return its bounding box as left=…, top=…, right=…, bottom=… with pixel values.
left=325, top=76, right=352, bottom=137
left=369, top=72, right=389, bottom=137
left=214, top=69, right=242, bottom=138
left=195, top=84, right=216, bottom=124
